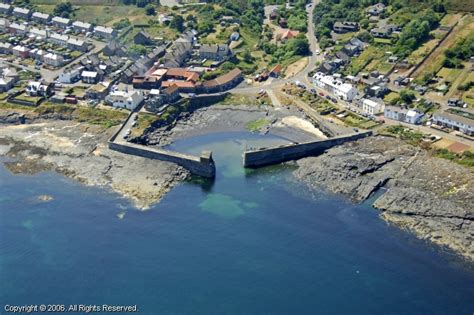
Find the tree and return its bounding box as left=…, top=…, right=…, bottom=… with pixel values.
left=145, top=4, right=156, bottom=15
left=169, top=15, right=184, bottom=32
left=242, top=49, right=253, bottom=63
left=400, top=89, right=416, bottom=104
left=53, top=2, right=74, bottom=19
left=128, top=44, right=147, bottom=57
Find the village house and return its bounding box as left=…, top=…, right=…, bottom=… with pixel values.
left=0, top=67, right=19, bottom=92
left=44, top=52, right=64, bottom=67
left=29, top=27, right=47, bottom=39
left=0, top=3, right=12, bottom=15
left=93, top=26, right=116, bottom=39
left=25, top=81, right=52, bottom=97
left=103, top=41, right=127, bottom=57
left=0, top=18, right=8, bottom=31
left=371, top=25, right=395, bottom=38
left=162, top=85, right=180, bottom=103
left=433, top=109, right=474, bottom=135
left=384, top=106, right=424, bottom=124
left=134, top=30, right=154, bottom=45
left=32, top=12, right=51, bottom=23
left=12, top=45, right=29, bottom=58
left=81, top=70, right=99, bottom=84
left=68, top=38, right=87, bottom=52
left=0, top=42, right=12, bottom=54
left=447, top=98, right=465, bottom=107
left=366, top=3, right=386, bottom=16
left=362, top=98, right=384, bottom=116
left=280, top=29, right=300, bottom=41
left=51, top=16, right=71, bottom=29
left=230, top=31, right=240, bottom=41
left=163, top=41, right=192, bottom=67
left=106, top=88, right=144, bottom=110
left=12, top=7, right=31, bottom=20
left=8, top=22, right=27, bottom=35
left=72, top=21, right=93, bottom=33
left=269, top=64, right=282, bottom=78
left=333, top=21, right=359, bottom=33
left=198, top=44, right=232, bottom=61
left=57, top=66, right=83, bottom=83
left=29, top=48, right=45, bottom=60
left=312, top=72, right=358, bottom=101
left=49, top=32, right=69, bottom=46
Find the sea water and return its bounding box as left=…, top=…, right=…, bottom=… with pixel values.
left=1, top=132, right=473, bottom=314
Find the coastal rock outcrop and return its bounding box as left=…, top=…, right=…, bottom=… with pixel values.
left=294, top=136, right=474, bottom=261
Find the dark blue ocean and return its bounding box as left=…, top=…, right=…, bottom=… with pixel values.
left=1, top=132, right=473, bottom=314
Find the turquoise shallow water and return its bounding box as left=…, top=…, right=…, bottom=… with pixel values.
left=0, top=132, right=473, bottom=314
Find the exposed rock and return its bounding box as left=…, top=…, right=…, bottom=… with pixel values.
left=0, top=121, right=188, bottom=209
left=294, top=136, right=474, bottom=261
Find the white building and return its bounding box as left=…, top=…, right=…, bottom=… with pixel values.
left=12, top=45, right=29, bottom=58
left=362, top=98, right=384, bottom=116
left=9, top=22, right=27, bottom=35
left=44, top=52, right=64, bottom=67
left=0, top=18, right=8, bottom=30
left=93, top=26, right=116, bottom=39
left=0, top=42, right=12, bottom=54
left=26, top=81, right=50, bottom=97
left=312, top=72, right=358, bottom=101
left=32, top=12, right=50, bottom=23
left=106, top=89, right=144, bottom=110
left=51, top=16, right=71, bottom=28
left=384, top=106, right=423, bottom=125
left=58, top=66, right=83, bottom=83
left=405, top=109, right=423, bottom=125
left=49, top=32, right=69, bottom=46
left=0, top=3, right=12, bottom=15
left=12, top=7, right=31, bottom=20
left=81, top=71, right=99, bottom=84
left=67, top=38, right=87, bottom=52
left=433, top=110, right=474, bottom=136
left=29, top=27, right=47, bottom=40
left=72, top=21, right=92, bottom=33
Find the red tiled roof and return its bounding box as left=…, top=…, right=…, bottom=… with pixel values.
left=162, top=80, right=196, bottom=88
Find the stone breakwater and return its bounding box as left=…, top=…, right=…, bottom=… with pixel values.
left=243, top=131, right=372, bottom=167
left=293, top=136, right=474, bottom=261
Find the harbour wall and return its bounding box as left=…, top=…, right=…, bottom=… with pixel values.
left=243, top=131, right=372, bottom=168
left=108, top=111, right=215, bottom=178
left=108, top=141, right=216, bottom=178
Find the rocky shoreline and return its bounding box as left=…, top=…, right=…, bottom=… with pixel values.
left=293, top=136, right=474, bottom=261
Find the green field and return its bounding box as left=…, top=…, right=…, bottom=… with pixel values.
left=437, top=67, right=463, bottom=82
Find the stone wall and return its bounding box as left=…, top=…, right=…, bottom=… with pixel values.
left=108, top=141, right=216, bottom=178
left=243, top=131, right=372, bottom=167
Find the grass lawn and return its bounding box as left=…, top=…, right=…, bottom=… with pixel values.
left=245, top=118, right=269, bottom=132
left=14, top=94, right=42, bottom=103
left=131, top=113, right=158, bottom=137
left=407, top=38, right=438, bottom=65
left=348, top=46, right=383, bottom=75
left=384, top=91, right=400, bottom=103
left=374, top=38, right=392, bottom=44
left=73, top=5, right=146, bottom=26
left=437, top=67, right=462, bottom=82
left=34, top=103, right=128, bottom=128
